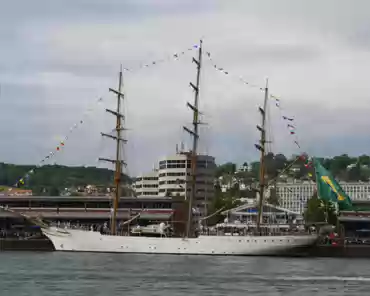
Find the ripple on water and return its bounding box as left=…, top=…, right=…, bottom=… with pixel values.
left=0, top=253, right=370, bottom=296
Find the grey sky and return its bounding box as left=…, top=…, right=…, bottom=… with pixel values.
left=1, top=0, right=370, bottom=176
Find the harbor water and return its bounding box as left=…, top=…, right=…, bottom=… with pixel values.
left=1, top=252, right=369, bottom=295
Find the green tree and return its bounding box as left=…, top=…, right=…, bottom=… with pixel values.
left=215, top=162, right=237, bottom=178
left=264, top=152, right=276, bottom=177
left=250, top=161, right=260, bottom=180
left=330, top=154, right=354, bottom=176
left=274, top=153, right=288, bottom=172
left=267, top=185, right=280, bottom=206
left=304, top=192, right=337, bottom=225
left=49, top=187, right=60, bottom=196
left=359, top=155, right=370, bottom=166
left=208, top=184, right=242, bottom=224
left=347, top=163, right=361, bottom=181
left=304, top=194, right=325, bottom=223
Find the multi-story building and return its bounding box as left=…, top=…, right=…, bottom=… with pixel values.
left=134, top=152, right=216, bottom=216
left=342, top=182, right=370, bottom=200
left=276, top=181, right=315, bottom=214
left=133, top=171, right=159, bottom=197
left=276, top=181, right=370, bottom=214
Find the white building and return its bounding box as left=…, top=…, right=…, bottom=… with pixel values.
left=276, top=181, right=315, bottom=214
left=342, top=182, right=370, bottom=200
left=133, top=171, right=159, bottom=197
left=133, top=152, right=216, bottom=216
left=276, top=181, right=370, bottom=214
left=222, top=202, right=303, bottom=226
left=158, top=152, right=216, bottom=216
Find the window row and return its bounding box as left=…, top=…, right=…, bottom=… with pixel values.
left=135, top=184, right=159, bottom=188
left=135, top=177, right=159, bottom=181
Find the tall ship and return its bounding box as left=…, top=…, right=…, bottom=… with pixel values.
left=39, top=40, right=317, bottom=255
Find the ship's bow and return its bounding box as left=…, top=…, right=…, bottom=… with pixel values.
left=41, top=227, right=76, bottom=251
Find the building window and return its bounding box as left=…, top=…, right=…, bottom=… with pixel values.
left=143, top=177, right=158, bottom=181
left=143, top=184, right=158, bottom=188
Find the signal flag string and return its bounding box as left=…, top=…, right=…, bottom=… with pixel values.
left=11, top=42, right=201, bottom=189
left=13, top=97, right=104, bottom=188
left=204, top=50, right=316, bottom=180
left=121, top=44, right=200, bottom=74
left=203, top=51, right=303, bottom=152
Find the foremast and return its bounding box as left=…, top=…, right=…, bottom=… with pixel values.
left=183, top=40, right=203, bottom=238
left=256, top=79, right=269, bottom=233
left=99, top=67, right=127, bottom=235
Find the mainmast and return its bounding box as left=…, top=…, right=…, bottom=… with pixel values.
left=183, top=40, right=203, bottom=238
left=256, top=79, right=269, bottom=233
left=99, top=67, right=127, bottom=235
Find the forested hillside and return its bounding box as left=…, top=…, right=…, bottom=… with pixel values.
left=216, top=153, right=370, bottom=182
left=0, top=163, right=130, bottom=195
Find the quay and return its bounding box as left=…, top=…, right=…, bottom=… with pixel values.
left=1, top=195, right=370, bottom=257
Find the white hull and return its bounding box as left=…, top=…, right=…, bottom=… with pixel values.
left=42, top=227, right=318, bottom=256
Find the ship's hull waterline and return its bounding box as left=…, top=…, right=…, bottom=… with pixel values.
left=42, top=227, right=318, bottom=256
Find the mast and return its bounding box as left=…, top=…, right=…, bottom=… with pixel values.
left=99, top=66, right=127, bottom=235
left=256, top=79, right=269, bottom=233
left=183, top=39, right=203, bottom=238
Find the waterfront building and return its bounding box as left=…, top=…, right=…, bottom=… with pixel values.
left=133, top=171, right=159, bottom=197
left=0, top=195, right=178, bottom=225
left=341, top=182, right=370, bottom=201
left=277, top=181, right=370, bottom=214
left=158, top=152, right=216, bottom=217
left=221, top=202, right=303, bottom=226
left=134, top=152, right=216, bottom=216
left=276, top=181, right=315, bottom=214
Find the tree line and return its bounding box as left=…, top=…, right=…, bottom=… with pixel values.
left=216, top=153, right=370, bottom=182
left=0, top=163, right=130, bottom=196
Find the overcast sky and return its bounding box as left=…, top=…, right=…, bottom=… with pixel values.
left=1, top=0, right=370, bottom=176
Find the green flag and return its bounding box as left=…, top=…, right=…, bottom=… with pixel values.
left=312, top=158, right=353, bottom=211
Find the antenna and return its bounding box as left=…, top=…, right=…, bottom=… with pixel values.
left=99, top=66, right=127, bottom=235
left=256, top=78, right=269, bottom=233
left=183, top=40, right=203, bottom=238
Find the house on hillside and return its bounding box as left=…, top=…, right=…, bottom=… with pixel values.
left=1, top=188, right=33, bottom=196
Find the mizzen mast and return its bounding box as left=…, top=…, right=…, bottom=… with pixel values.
left=183, top=40, right=203, bottom=238
left=99, top=66, right=127, bottom=235
left=255, top=79, right=269, bottom=233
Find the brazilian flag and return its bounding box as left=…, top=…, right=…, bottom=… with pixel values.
left=312, top=158, right=353, bottom=211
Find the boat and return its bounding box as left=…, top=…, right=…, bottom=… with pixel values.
left=40, top=39, right=318, bottom=255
